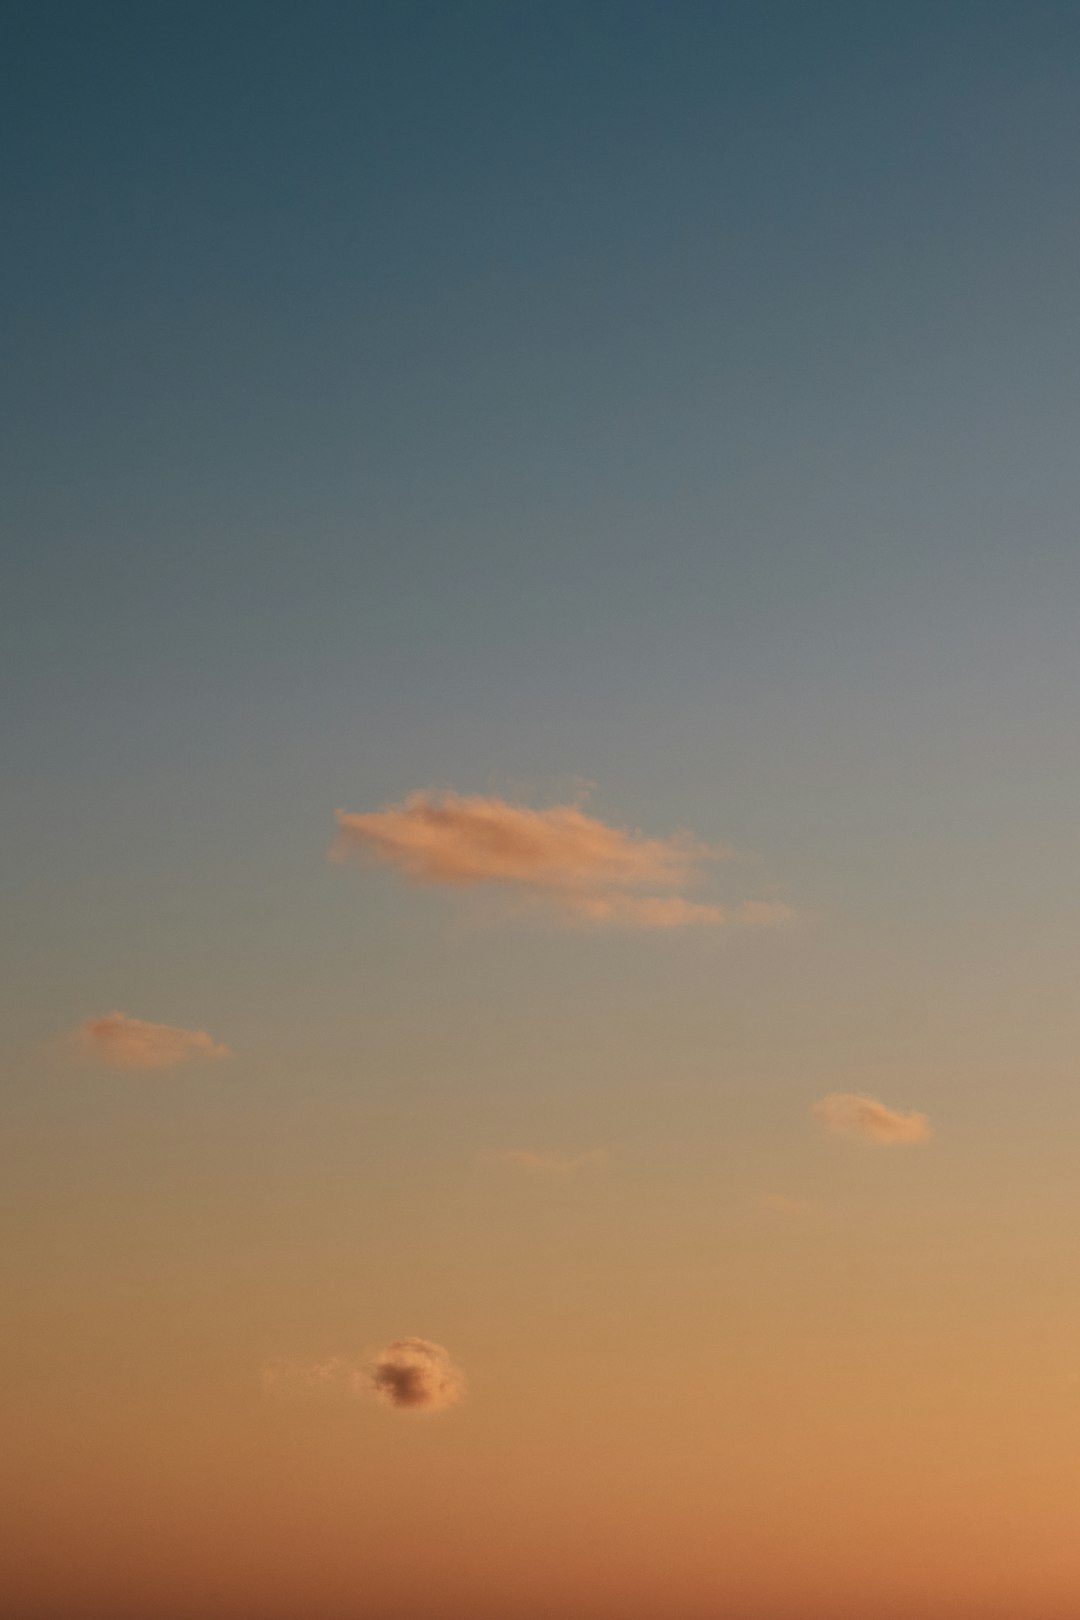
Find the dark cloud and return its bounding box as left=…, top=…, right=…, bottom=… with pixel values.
left=369, top=1338, right=465, bottom=1412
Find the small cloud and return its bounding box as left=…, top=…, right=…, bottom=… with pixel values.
left=332, top=789, right=790, bottom=931
left=369, top=1338, right=465, bottom=1412
left=812, top=1092, right=931, bottom=1145
left=488, top=1148, right=608, bottom=1175
left=78, top=1011, right=229, bottom=1070
left=263, top=1339, right=465, bottom=1415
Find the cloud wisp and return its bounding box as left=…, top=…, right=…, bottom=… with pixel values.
left=260, top=1357, right=363, bottom=1400
left=812, top=1092, right=931, bottom=1145
left=262, top=1339, right=465, bottom=1415
left=487, top=1148, right=608, bottom=1174
left=79, top=1011, right=229, bottom=1070
left=332, top=789, right=790, bottom=930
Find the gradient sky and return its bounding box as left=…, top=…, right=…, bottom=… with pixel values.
left=4, top=4, right=1080, bottom=1617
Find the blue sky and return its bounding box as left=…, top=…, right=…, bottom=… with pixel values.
left=5, top=2, right=1080, bottom=1037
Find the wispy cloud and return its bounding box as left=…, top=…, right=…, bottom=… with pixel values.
left=333, top=789, right=790, bottom=930
left=812, top=1092, right=931, bottom=1145
left=260, top=1357, right=363, bottom=1400
left=262, top=1339, right=465, bottom=1415
left=78, top=1011, right=229, bottom=1070
left=487, top=1148, right=608, bottom=1174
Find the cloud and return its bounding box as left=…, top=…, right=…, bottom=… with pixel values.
left=333, top=790, right=789, bottom=930
left=79, top=1011, right=229, bottom=1070
left=263, top=1339, right=465, bottom=1415
left=812, top=1092, right=931, bottom=1144
left=369, top=1339, right=465, bottom=1412
left=488, top=1148, right=608, bottom=1174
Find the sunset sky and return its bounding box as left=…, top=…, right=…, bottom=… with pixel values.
left=4, top=4, right=1080, bottom=1617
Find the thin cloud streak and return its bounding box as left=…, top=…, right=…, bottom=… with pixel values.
left=260, top=1357, right=363, bottom=1400
left=813, top=1092, right=931, bottom=1144
left=333, top=789, right=790, bottom=930
left=79, top=1011, right=229, bottom=1070
left=488, top=1148, right=608, bottom=1174
left=569, top=894, right=797, bottom=928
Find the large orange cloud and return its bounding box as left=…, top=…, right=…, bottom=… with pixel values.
left=79, top=1012, right=229, bottom=1070
left=333, top=790, right=790, bottom=929
left=812, top=1092, right=931, bottom=1144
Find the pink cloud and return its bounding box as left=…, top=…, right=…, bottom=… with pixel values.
left=79, top=1011, right=229, bottom=1070
left=333, top=791, right=717, bottom=890
left=333, top=790, right=790, bottom=930
left=812, top=1092, right=931, bottom=1145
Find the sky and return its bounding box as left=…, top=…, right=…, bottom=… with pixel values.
left=3, top=2, right=1080, bottom=1616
